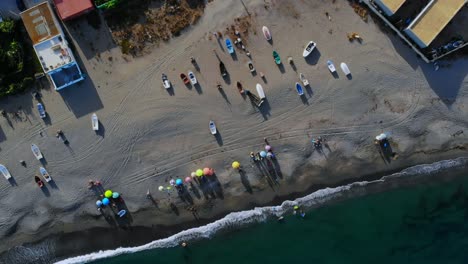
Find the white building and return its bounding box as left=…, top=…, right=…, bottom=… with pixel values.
left=404, top=0, right=466, bottom=48
left=20, top=2, right=84, bottom=90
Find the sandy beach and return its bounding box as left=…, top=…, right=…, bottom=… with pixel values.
left=0, top=0, right=467, bottom=261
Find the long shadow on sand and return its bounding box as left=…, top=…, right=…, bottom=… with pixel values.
left=218, top=88, right=231, bottom=105
left=40, top=185, right=51, bottom=197
left=239, top=170, right=253, bottom=194
left=277, top=63, right=285, bottom=74
left=300, top=94, right=309, bottom=105
left=96, top=121, right=105, bottom=137
left=304, top=48, right=321, bottom=65
left=194, top=83, right=203, bottom=94
left=7, top=177, right=18, bottom=186
left=59, top=78, right=104, bottom=118
left=389, top=34, right=467, bottom=104
left=214, top=129, right=223, bottom=146
left=259, top=99, right=271, bottom=120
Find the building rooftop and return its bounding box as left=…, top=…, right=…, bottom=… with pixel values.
left=406, top=0, right=466, bottom=47
left=375, top=0, right=407, bottom=15
left=53, top=0, right=94, bottom=21
left=19, top=2, right=60, bottom=45
left=35, top=35, right=76, bottom=73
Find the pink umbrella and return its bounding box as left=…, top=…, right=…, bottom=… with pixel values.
left=169, top=179, right=175, bottom=186
left=265, top=145, right=272, bottom=151
left=185, top=176, right=192, bottom=183
left=203, top=167, right=212, bottom=176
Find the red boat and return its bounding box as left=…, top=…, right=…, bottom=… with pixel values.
left=180, top=73, right=190, bottom=84
left=35, top=175, right=44, bottom=188
left=236, top=81, right=245, bottom=94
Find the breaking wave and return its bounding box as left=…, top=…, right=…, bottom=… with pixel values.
left=54, top=157, right=467, bottom=263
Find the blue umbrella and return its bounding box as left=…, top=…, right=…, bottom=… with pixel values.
left=260, top=151, right=267, bottom=158
left=112, top=192, right=120, bottom=199
left=96, top=200, right=102, bottom=207
left=102, top=198, right=110, bottom=206
left=176, top=179, right=183, bottom=185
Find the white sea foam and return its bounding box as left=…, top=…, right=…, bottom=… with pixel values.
left=56, top=157, right=467, bottom=264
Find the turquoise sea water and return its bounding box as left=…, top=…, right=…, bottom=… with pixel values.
left=94, top=172, right=468, bottom=264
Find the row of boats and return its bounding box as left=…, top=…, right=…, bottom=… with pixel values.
left=0, top=143, right=51, bottom=187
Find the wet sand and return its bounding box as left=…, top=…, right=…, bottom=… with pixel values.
left=0, top=0, right=467, bottom=261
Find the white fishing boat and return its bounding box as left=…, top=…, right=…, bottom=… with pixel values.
left=262, top=26, right=272, bottom=41
left=209, top=120, right=217, bottom=135
left=340, top=62, right=351, bottom=76
left=188, top=71, right=197, bottom=85
left=299, top=73, right=309, bottom=86
left=256, top=83, right=265, bottom=99
left=92, top=113, right=99, bottom=131
left=39, top=167, right=52, bottom=182
left=162, top=74, right=171, bottom=89
left=303, top=41, right=316, bottom=57
left=0, top=164, right=11, bottom=180
left=31, top=144, right=43, bottom=160
left=327, top=60, right=336, bottom=73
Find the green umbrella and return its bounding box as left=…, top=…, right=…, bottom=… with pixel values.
left=104, top=190, right=113, bottom=198
left=196, top=169, right=203, bottom=177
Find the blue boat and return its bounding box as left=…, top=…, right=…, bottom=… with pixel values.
left=295, top=82, right=304, bottom=96
left=225, top=38, right=234, bottom=54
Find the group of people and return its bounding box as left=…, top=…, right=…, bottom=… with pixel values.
left=249, top=138, right=276, bottom=162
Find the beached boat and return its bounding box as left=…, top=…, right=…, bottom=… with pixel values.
left=247, top=61, right=255, bottom=73
left=273, top=51, right=281, bottom=65
left=327, top=60, right=336, bottom=73
left=37, top=103, right=46, bottom=119
left=340, top=62, right=351, bottom=75
left=236, top=81, right=244, bottom=94
left=299, top=73, right=309, bottom=86
left=39, top=167, right=52, bottom=182
left=162, top=74, right=171, bottom=89
left=295, top=82, right=304, bottom=96
left=31, top=144, right=43, bottom=160
left=180, top=73, right=190, bottom=84
left=303, top=41, right=316, bottom=57
left=92, top=113, right=99, bottom=131
left=34, top=175, right=44, bottom=188
left=256, top=83, right=265, bottom=99
left=0, top=164, right=11, bottom=180
left=188, top=71, right=197, bottom=85
left=262, top=26, right=271, bottom=41
left=219, top=61, right=227, bottom=77
left=209, top=120, right=217, bottom=135
left=225, top=38, right=234, bottom=54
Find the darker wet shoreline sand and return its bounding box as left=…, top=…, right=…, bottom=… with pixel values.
left=3, top=152, right=466, bottom=263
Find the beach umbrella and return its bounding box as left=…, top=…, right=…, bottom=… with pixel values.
left=102, top=198, right=110, bottom=206
left=176, top=178, right=183, bottom=185
left=185, top=176, right=192, bottom=183
left=265, top=145, right=271, bottom=151
left=196, top=169, right=203, bottom=177
left=104, top=190, right=113, bottom=198
left=260, top=151, right=267, bottom=158
left=204, top=167, right=214, bottom=176
left=232, top=161, right=240, bottom=169
left=169, top=179, right=175, bottom=186
left=191, top=172, right=196, bottom=178
left=158, top=186, right=164, bottom=191
left=96, top=200, right=102, bottom=207
left=112, top=192, right=120, bottom=199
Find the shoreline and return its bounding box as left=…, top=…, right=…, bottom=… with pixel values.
left=2, top=152, right=467, bottom=263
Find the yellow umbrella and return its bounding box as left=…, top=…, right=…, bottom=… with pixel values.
left=196, top=169, right=203, bottom=177
left=232, top=161, right=240, bottom=169
left=104, top=190, right=113, bottom=198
